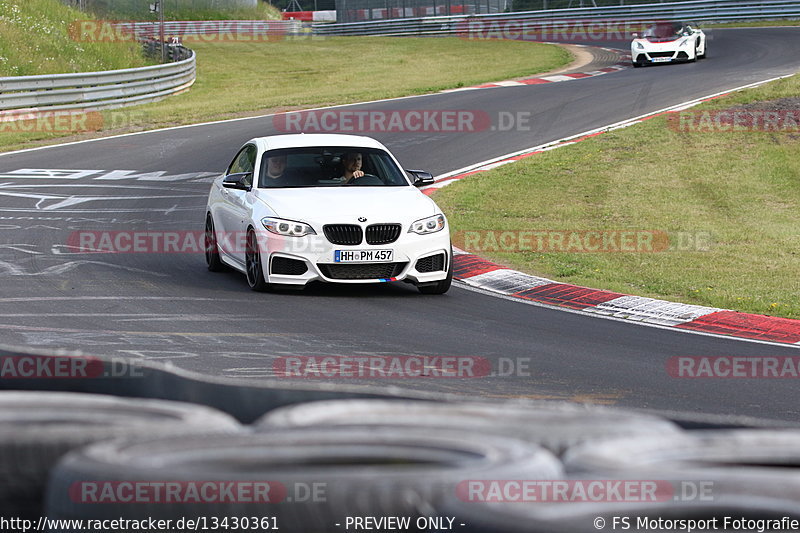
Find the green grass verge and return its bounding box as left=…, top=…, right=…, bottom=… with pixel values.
left=0, top=0, right=151, bottom=76
left=433, top=74, right=800, bottom=319
left=704, top=20, right=800, bottom=28
left=84, top=0, right=280, bottom=21
left=0, top=37, right=571, bottom=150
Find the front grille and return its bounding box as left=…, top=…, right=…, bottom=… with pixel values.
left=676, top=51, right=689, bottom=59
left=318, top=262, right=407, bottom=280
left=648, top=52, right=675, bottom=58
left=365, top=224, right=401, bottom=245
left=415, top=253, right=446, bottom=273
left=271, top=256, right=308, bottom=275
left=323, top=224, right=362, bottom=245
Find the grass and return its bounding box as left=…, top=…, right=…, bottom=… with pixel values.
left=0, top=0, right=151, bottom=76
left=0, top=37, right=572, bottom=150
left=705, top=20, right=800, bottom=28
left=83, top=0, right=281, bottom=21
left=433, top=74, right=800, bottom=319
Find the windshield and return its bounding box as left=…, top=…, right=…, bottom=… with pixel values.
left=642, top=22, right=686, bottom=40
left=258, top=147, right=410, bottom=188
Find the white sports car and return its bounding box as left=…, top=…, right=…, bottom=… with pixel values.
left=205, top=134, right=453, bottom=294
left=631, top=22, right=706, bottom=67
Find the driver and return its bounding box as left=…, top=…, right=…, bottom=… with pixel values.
left=339, top=152, right=365, bottom=183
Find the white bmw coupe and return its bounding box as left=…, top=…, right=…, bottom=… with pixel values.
left=631, top=21, right=706, bottom=67
left=205, top=134, right=452, bottom=294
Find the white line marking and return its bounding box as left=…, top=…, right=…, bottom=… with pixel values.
left=0, top=260, right=168, bottom=276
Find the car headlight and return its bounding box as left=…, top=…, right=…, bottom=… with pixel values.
left=635, top=42, right=644, bottom=50
left=261, top=217, right=316, bottom=237
left=679, top=38, right=689, bottom=47
left=409, top=214, right=446, bottom=235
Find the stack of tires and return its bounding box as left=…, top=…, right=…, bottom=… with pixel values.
left=5, top=393, right=800, bottom=532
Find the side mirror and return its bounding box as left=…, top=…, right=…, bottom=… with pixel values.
left=408, top=170, right=435, bottom=187
left=631, top=32, right=639, bottom=38
left=223, top=172, right=253, bottom=191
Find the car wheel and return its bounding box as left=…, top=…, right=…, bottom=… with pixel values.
left=205, top=214, right=225, bottom=272
left=417, top=247, right=453, bottom=295
left=690, top=40, right=700, bottom=62
left=245, top=229, right=269, bottom=292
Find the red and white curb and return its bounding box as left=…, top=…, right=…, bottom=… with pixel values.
left=442, top=47, right=630, bottom=93
left=452, top=250, right=800, bottom=345
left=428, top=75, right=800, bottom=346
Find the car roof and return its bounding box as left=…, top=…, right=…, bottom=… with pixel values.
left=251, top=134, right=388, bottom=152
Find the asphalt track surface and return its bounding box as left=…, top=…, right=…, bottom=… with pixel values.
left=1, top=28, right=799, bottom=420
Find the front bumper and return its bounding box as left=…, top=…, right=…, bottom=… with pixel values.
left=633, top=43, right=691, bottom=64
left=255, top=227, right=451, bottom=286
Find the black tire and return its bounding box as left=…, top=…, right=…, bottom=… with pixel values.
left=256, top=399, right=680, bottom=455
left=0, top=392, right=241, bottom=519
left=245, top=228, right=269, bottom=292
left=561, top=430, right=800, bottom=518
left=45, top=427, right=563, bottom=531
left=442, top=429, right=800, bottom=532
left=205, top=214, right=225, bottom=272
left=417, top=247, right=453, bottom=295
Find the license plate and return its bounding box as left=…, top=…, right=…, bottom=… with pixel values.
left=334, top=249, right=394, bottom=263
left=651, top=57, right=672, bottom=62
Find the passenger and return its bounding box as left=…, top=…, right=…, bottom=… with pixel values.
left=262, top=155, right=294, bottom=187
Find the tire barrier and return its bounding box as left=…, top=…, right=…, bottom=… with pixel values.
left=255, top=399, right=681, bottom=454
left=45, top=428, right=562, bottom=532
left=0, top=391, right=241, bottom=519
left=4, top=346, right=800, bottom=529
left=0, top=346, right=430, bottom=423
left=562, top=429, right=800, bottom=514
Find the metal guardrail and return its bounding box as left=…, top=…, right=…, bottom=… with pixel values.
left=113, top=20, right=302, bottom=38
left=0, top=44, right=196, bottom=112
left=315, top=0, right=800, bottom=35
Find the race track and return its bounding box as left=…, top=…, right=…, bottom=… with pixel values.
left=1, top=27, right=799, bottom=420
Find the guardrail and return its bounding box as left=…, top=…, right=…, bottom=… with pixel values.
left=0, top=44, right=196, bottom=112
left=110, top=20, right=302, bottom=39
left=315, top=0, right=800, bottom=35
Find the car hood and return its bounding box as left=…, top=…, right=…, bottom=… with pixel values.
left=253, top=186, right=439, bottom=224
left=635, top=37, right=688, bottom=49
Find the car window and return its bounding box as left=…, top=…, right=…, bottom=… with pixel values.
left=226, top=145, right=257, bottom=176
left=258, top=146, right=411, bottom=188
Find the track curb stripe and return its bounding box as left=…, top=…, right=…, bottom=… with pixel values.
left=441, top=49, right=630, bottom=92
left=452, top=252, right=800, bottom=344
